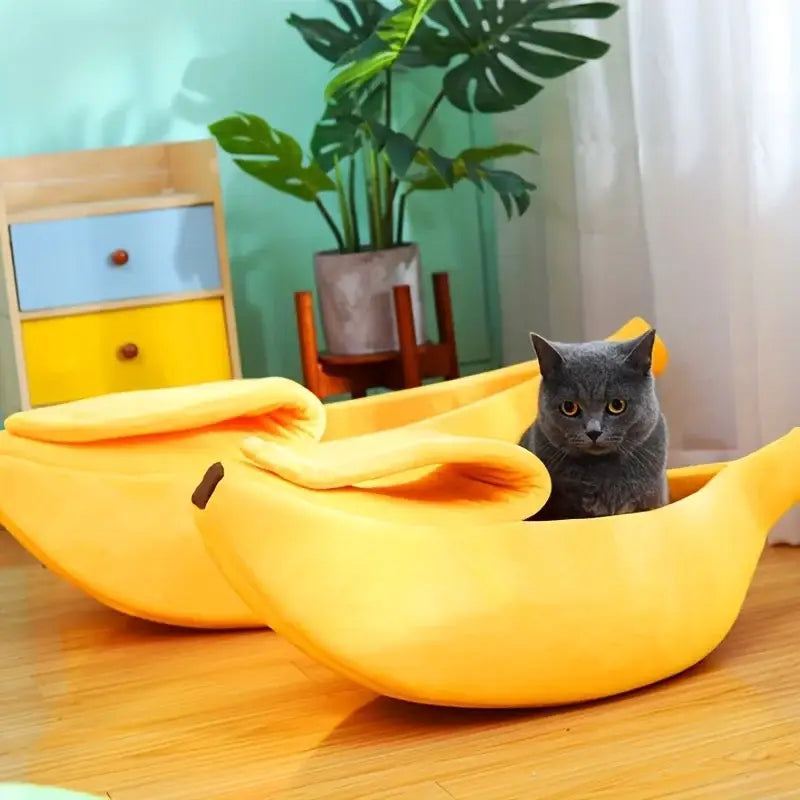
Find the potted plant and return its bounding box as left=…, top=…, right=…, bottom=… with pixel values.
left=209, top=0, right=619, bottom=356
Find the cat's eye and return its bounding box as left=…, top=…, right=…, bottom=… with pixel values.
left=559, top=400, right=580, bottom=417
left=606, top=398, right=627, bottom=415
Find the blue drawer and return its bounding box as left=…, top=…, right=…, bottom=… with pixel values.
left=10, top=204, right=222, bottom=312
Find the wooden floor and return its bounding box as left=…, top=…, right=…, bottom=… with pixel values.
left=2, top=535, right=800, bottom=800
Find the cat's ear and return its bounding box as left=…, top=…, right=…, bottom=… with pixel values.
left=622, top=328, right=656, bottom=374
left=530, top=333, right=564, bottom=378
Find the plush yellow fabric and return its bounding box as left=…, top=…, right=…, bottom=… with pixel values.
left=0, top=377, right=326, bottom=628
left=193, top=313, right=800, bottom=707
left=0, top=316, right=661, bottom=631
left=196, top=429, right=800, bottom=708
left=240, top=429, right=549, bottom=524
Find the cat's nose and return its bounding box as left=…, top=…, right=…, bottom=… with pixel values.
left=586, top=429, right=602, bottom=442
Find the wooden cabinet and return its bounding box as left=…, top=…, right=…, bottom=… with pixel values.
left=21, top=297, right=232, bottom=406
left=11, top=204, right=224, bottom=311
left=0, top=139, right=241, bottom=418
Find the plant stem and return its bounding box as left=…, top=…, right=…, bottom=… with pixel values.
left=369, top=144, right=385, bottom=249
left=382, top=70, right=394, bottom=245
left=385, top=68, right=393, bottom=134
left=362, top=138, right=378, bottom=249
left=386, top=89, right=448, bottom=237
left=347, top=155, right=360, bottom=251
left=314, top=196, right=345, bottom=252
left=396, top=189, right=412, bottom=244
left=411, top=88, right=445, bottom=145
left=333, top=156, right=354, bottom=252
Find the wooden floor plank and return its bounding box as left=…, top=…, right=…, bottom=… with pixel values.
left=2, top=535, right=800, bottom=799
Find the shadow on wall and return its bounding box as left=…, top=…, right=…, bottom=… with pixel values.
left=0, top=0, right=189, bottom=158
left=171, top=11, right=336, bottom=382
left=1, top=103, right=174, bottom=161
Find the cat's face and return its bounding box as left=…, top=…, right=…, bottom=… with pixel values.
left=531, top=330, right=661, bottom=457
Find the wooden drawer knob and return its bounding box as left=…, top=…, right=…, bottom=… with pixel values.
left=118, top=342, right=139, bottom=360
left=110, top=249, right=129, bottom=266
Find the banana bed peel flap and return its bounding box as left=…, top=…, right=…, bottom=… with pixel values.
left=0, top=316, right=659, bottom=627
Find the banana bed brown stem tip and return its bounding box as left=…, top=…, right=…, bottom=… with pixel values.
left=192, top=462, right=225, bottom=510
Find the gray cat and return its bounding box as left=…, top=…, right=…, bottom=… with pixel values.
left=519, top=329, right=668, bottom=520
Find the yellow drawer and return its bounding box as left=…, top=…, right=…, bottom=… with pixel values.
left=22, top=298, right=233, bottom=407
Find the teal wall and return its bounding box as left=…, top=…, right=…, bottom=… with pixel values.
left=0, top=0, right=501, bottom=381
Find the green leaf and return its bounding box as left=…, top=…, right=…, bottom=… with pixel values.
left=325, top=52, right=397, bottom=101
left=310, top=82, right=384, bottom=173
left=376, top=0, right=443, bottom=52
left=405, top=142, right=536, bottom=217
left=360, top=117, right=453, bottom=185
left=286, top=0, right=390, bottom=64
left=532, top=2, right=620, bottom=21
left=424, top=0, right=620, bottom=113
left=209, top=113, right=334, bottom=202
left=333, top=155, right=356, bottom=251
left=524, top=29, right=614, bottom=59
left=359, top=118, right=536, bottom=218
left=329, top=0, right=359, bottom=31
left=459, top=142, right=540, bottom=162
left=325, top=0, right=443, bottom=100
left=408, top=142, right=537, bottom=190
left=484, top=169, right=535, bottom=217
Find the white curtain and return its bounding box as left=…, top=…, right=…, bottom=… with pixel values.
left=494, top=0, right=800, bottom=543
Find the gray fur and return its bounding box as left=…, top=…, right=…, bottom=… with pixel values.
left=518, top=329, right=668, bottom=520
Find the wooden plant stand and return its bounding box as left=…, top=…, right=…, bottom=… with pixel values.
left=294, top=271, right=460, bottom=400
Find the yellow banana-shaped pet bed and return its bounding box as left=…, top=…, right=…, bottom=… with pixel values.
left=193, top=425, right=798, bottom=708
left=189, top=323, right=797, bottom=708
left=0, top=318, right=656, bottom=628
left=2, top=312, right=797, bottom=707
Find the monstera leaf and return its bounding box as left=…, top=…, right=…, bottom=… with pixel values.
left=408, top=142, right=537, bottom=217
left=418, top=0, right=620, bottom=112
left=208, top=113, right=334, bottom=202
left=358, top=118, right=447, bottom=181
left=289, top=0, right=447, bottom=74
left=408, top=143, right=536, bottom=188
left=286, top=0, right=390, bottom=64
left=310, top=82, right=384, bottom=173
left=361, top=120, right=536, bottom=218
left=324, top=0, right=443, bottom=100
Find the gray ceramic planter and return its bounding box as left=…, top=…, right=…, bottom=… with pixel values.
left=314, top=243, right=427, bottom=355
